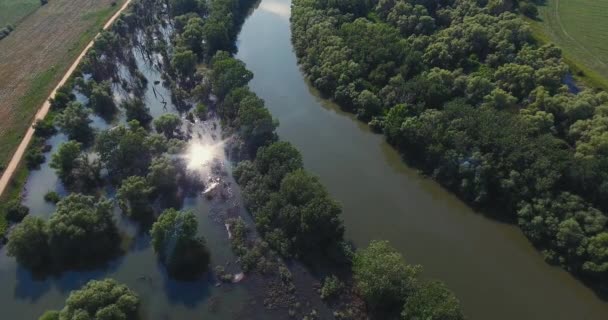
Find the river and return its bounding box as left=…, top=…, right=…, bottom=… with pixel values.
left=235, top=0, right=608, bottom=319
left=0, top=0, right=607, bottom=319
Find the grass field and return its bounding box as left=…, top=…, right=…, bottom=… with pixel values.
left=0, top=0, right=124, bottom=234
left=0, top=0, right=40, bottom=26
left=527, top=0, right=608, bottom=90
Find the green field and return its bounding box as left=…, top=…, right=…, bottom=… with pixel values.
left=0, top=0, right=40, bottom=26
left=528, top=0, right=608, bottom=90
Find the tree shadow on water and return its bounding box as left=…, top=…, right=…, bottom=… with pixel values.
left=160, top=264, right=213, bottom=308
left=13, top=267, right=51, bottom=302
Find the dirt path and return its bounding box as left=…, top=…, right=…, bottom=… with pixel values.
left=0, top=0, right=132, bottom=197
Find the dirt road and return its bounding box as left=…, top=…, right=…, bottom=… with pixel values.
left=0, top=0, right=132, bottom=197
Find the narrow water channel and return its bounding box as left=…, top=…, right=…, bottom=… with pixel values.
left=235, top=0, right=608, bottom=319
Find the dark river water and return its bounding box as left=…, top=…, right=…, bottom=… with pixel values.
left=235, top=0, right=608, bottom=319
left=0, top=0, right=607, bottom=319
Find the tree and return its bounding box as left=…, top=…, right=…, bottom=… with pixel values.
left=154, top=114, right=182, bottom=138
left=7, top=216, right=49, bottom=270
left=584, top=232, right=608, bottom=274
left=180, top=17, right=205, bottom=56
left=210, top=51, right=253, bottom=99
left=50, top=141, right=82, bottom=182
left=89, top=81, right=117, bottom=116
left=48, top=194, right=120, bottom=266
left=43, top=279, right=139, bottom=320
left=254, top=141, right=303, bottom=188
left=33, top=118, right=57, bottom=138
left=96, top=121, right=152, bottom=180
left=54, top=102, right=93, bottom=143
left=256, top=170, right=344, bottom=257
left=151, top=209, right=210, bottom=279
left=353, top=240, right=420, bottom=311
left=147, top=156, right=178, bottom=192
left=519, top=2, right=538, bottom=19
left=117, top=176, right=155, bottom=220
left=121, top=96, right=152, bottom=125
left=402, top=280, right=464, bottom=320
left=5, top=199, right=29, bottom=222
left=172, top=47, right=197, bottom=78
left=169, top=0, right=205, bottom=16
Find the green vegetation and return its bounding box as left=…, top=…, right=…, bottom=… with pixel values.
left=0, top=0, right=40, bottom=26
left=292, top=0, right=608, bottom=285
left=7, top=194, right=120, bottom=271
left=151, top=209, right=210, bottom=279
left=38, top=279, right=140, bottom=320
left=354, top=241, right=463, bottom=319
left=526, top=0, right=608, bottom=90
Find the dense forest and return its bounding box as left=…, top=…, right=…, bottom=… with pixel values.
left=292, top=0, right=608, bottom=284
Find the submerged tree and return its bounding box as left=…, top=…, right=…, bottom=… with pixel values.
left=154, top=114, right=183, bottom=138
left=54, top=102, right=93, bottom=143
left=150, top=209, right=210, bottom=279
left=117, top=175, right=155, bottom=220
left=7, top=216, right=50, bottom=270
left=38, top=279, right=139, bottom=320
left=48, top=194, right=120, bottom=267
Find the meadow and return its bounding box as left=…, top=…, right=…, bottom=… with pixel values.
left=528, top=0, right=608, bottom=90
left=0, top=0, right=40, bottom=26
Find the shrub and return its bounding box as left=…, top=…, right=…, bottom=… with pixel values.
left=5, top=199, right=29, bottom=222
left=320, top=275, right=343, bottom=300
left=44, top=191, right=61, bottom=204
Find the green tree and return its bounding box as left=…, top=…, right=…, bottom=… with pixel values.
left=54, top=102, right=93, bottom=142
left=50, top=141, right=82, bottom=182
left=96, top=121, right=152, bottom=180
left=89, top=81, right=117, bottom=116
left=48, top=194, right=120, bottom=266
left=117, top=176, right=155, bottom=220
left=402, top=280, right=464, bottom=320
left=353, top=240, right=421, bottom=310
left=172, top=47, right=197, bottom=78
left=7, top=216, right=50, bottom=270
left=154, top=114, right=182, bottom=138
left=151, top=209, right=210, bottom=279
left=43, top=279, right=139, bottom=320
left=121, top=97, right=152, bottom=125
left=147, top=156, right=178, bottom=192
left=5, top=199, right=29, bottom=222
left=210, top=51, right=253, bottom=99
left=254, top=141, right=303, bottom=188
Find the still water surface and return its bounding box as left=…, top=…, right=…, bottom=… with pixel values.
left=235, top=0, right=608, bottom=319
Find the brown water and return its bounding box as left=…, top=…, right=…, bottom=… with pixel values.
left=235, top=0, right=608, bottom=318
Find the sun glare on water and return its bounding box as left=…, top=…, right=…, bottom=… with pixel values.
left=186, top=143, right=216, bottom=171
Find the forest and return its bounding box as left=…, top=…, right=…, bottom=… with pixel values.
left=291, top=0, right=608, bottom=285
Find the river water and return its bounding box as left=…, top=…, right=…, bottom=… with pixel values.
left=235, top=0, right=608, bottom=319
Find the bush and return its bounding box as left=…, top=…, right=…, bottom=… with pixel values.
left=519, top=2, right=539, bottom=18
left=5, top=199, right=29, bottom=222
left=320, top=275, right=343, bottom=300
left=33, top=118, right=57, bottom=138
left=44, top=191, right=61, bottom=204
left=25, top=146, right=46, bottom=169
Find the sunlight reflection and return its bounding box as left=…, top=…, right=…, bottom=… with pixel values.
left=259, top=0, right=290, bottom=19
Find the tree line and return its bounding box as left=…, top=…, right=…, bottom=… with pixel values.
left=292, top=0, right=608, bottom=284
